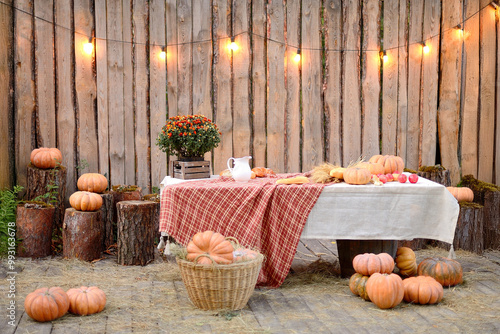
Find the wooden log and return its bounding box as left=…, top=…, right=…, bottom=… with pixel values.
left=454, top=203, right=484, bottom=254
left=117, top=201, right=156, bottom=265
left=110, top=186, right=142, bottom=242
left=397, top=239, right=429, bottom=251
left=16, top=204, right=55, bottom=258
left=99, top=193, right=114, bottom=249
left=26, top=165, right=67, bottom=233
left=336, top=239, right=397, bottom=277
left=143, top=194, right=160, bottom=243
left=417, top=166, right=451, bottom=186
left=62, top=208, right=102, bottom=261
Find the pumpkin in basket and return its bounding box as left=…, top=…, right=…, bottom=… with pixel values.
left=30, top=147, right=62, bottom=169
left=349, top=273, right=370, bottom=301
left=417, top=257, right=463, bottom=287
left=353, top=252, right=395, bottom=276
left=66, top=286, right=106, bottom=316
left=403, top=276, right=443, bottom=305
left=186, top=231, right=234, bottom=265
left=24, top=287, right=69, bottom=322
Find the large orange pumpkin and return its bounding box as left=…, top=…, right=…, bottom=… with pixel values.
left=186, top=231, right=234, bottom=265
left=403, top=276, right=443, bottom=305
left=358, top=162, right=385, bottom=175
left=446, top=187, right=474, bottom=202
left=77, top=173, right=108, bottom=193
left=343, top=167, right=372, bottom=185
left=417, top=257, right=463, bottom=287
left=368, top=155, right=404, bottom=174
left=30, top=147, right=63, bottom=169
left=24, top=287, right=70, bottom=322
left=395, top=247, right=417, bottom=277
left=349, top=273, right=370, bottom=301
left=366, top=273, right=404, bottom=309
left=69, top=191, right=103, bottom=211
left=67, top=286, right=106, bottom=316
left=352, top=252, right=395, bottom=276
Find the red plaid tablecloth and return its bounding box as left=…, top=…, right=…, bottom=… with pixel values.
left=159, top=174, right=325, bottom=288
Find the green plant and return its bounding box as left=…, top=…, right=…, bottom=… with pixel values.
left=76, top=158, right=89, bottom=171
left=156, top=115, right=221, bottom=158
left=152, top=186, right=160, bottom=194
left=0, top=185, right=24, bottom=255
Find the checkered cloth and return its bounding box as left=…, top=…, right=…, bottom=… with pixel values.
left=159, top=174, right=325, bottom=288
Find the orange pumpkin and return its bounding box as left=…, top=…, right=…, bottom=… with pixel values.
left=24, top=287, right=70, bottom=322
left=67, top=286, right=106, bottom=316
left=77, top=173, right=108, bottom=193
left=417, top=257, right=463, bottom=287
left=329, top=167, right=346, bottom=179
left=352, top=252, right=395, bottom=276
left=368, top=155, right=404, bottom=174
left=403, top=276, right=443, bottom=305
left=395, top=247, right=417, bottom=277
left=446, top=187, right=474, bottom=202
left=69, top=191, right=103, bottom=211
left=233, top=247, right=259, bottom=262
left=343, top=167, right=372, bottom=185
left=186, top=231, right=234, bottom=265
left=349, top=273, right=371, bottom=301
left=358, top=162, right=385, bottom=175
left=366, top=273, right=404, bottom=309
left=30, top=147, right=63, bottom=169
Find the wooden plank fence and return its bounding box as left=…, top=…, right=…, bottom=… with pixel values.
left=0, top=0, right=499, bottom=199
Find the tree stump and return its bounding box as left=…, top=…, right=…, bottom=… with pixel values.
left=417, top=165, right=451, bottom=186
left=110, top=186, right=142, bottom=242
left=26, top=164, right=67, bottom=234
left=454, top=203, right=484, bottom=254
left=16, top=204, right=55, bottom=258
left=62, top=208, right=102, bottom=261
left=117, top=200, right=155, bottom=265
left=99, top=193, right=114, bottom=250
left=143, top=194, right=160, bottom=244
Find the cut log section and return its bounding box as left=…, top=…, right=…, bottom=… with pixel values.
left=62, top=208, right=102, bottom=261
left=99, top=192, right=114, bottom=250
left=16, top=204, right=55, bottom=258
left=417, top=166, right=451, bottom=186
left=117, top=200, right=156, bottom=265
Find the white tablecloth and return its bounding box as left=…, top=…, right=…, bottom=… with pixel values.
left=160, top=173, right=459, bottom=244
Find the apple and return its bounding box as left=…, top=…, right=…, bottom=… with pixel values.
left=385, top=173, right=394, bottom=182
left=378, top=175, right=388, bottom=184
left=398, top=174, right=407, bottom=183
left=409, top=174, right=418, bottom=183
left=392, top=173, right=400, bottom=180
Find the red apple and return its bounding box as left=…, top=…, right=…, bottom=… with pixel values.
left=398, top=174, right=407, bottom=183
left=409, top=174, right=418, bottom=183
left=392, top=173, right=400, bottom=180
left=378, top=175, right=388, bottom=184
left=385, top=173, right=394, bottom=182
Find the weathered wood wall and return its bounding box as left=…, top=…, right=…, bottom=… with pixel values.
left=0, top=0, right=499, bottom=199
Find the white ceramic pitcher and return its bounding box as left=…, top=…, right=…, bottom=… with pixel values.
left=227, top=156, right=252, bottom=182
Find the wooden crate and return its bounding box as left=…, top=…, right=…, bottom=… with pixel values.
left=169, top=160, right=211, bottom=180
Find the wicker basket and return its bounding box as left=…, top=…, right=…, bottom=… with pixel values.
left=177, top=254, right=264, bottom=311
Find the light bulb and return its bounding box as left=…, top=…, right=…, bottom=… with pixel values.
left=229, top=37, right=238, bottom=51
left=422, top=43, right=429, bottom=54
left=382, top=51, right=388, bottom=62
left=160, top=47, right=166, bottom=60
left=83, top=40, right=93, bottom=55
left=294, top=49, right=301, bottom=63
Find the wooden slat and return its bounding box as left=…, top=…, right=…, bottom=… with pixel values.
left=106, top=0, right=125, bottom=185
left=177, top=0, right=192, bottom=115
left=122, top=0, right=135, bottom=185
left=479, top=0, right=496, bottom=183
left=212, top=0, right=232, bottom=174
left=286, top=0, right=300, bottom=172
left=166, top=0, right=178, bottom=168
left=302, top=0, right=323, bottom=171
left=233, top=0, right=251, bottom=159
left=382, top=0, right=398, bottom=155
left=34, top=0, right=55, bottom=147
left=497, top=16, right=500, bottom=186
left=406, top=0, right=424, bottom=170
left=55, top=0, right=76, bottom=200
left=0, top=0, right=13, bottom=188
left=396, top=0, right=409, bottom=161
left=420, top=0, right=440, bottom=167
left=461, top=2, right=479, bottom=179
left=361, top=0, right=381, bottom=158
left=438, top=0, right=462, bottom=185
left=15, top=0, right=35, bottom=188
left=324, top=0, right=342, bottom=166
left=342, top=0, right=361, bottom=165
left=252, top=0, right=266, bottom=169
left=150, top=0, right=167, bottom=187
left=267, top=0, right=285, bottom=172
left=133, top=0, right=150, bottom=191
left=95, top=0, right=109, bottom=177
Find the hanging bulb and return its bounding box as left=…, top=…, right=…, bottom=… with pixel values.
left=83, top=38, right=93, bottom=55
left=159, top=46, right=166, bottom=60
left=422, top=42, right=429, bottom=54
left=382, top=50, right=388, bottom=62
left=294, top=49, right=301, bottom=63
left=490, top=1, right=499, bottom=10
left=456, top=24, right=464, bottom=38
left=229, top=36, right=239, bottom=51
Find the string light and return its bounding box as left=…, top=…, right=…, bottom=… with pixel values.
left=490, top=1, right=499, bottom=10
left=159, top=46, right=166, bottom=60
left=83, top=38, right=93, bottom=55
left=381, top=50, right=388, bottom=62
left=229, top=36, right=239, bottom=51
left=422, top=42, right=430, bottom=54
left=456, top=24, right=464, bottom=38
left=294, top=49, right=301, bottom=63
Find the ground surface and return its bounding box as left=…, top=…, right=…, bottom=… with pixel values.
left=1, top=240, right=499, bottom=334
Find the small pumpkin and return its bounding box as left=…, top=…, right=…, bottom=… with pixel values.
left=233, top=247, right=259, bottom=262
left=77, top=173, right=108, bottom=193
left=343, top=167, right=372, bottom=185
left=366, top=273, right=404, bottom=309
left=329, top=167, right=346, bottom=179
left=24, top=287, right=70, bottom=322
left=30, top=147, right=63, bottom=169
left=352, top=252, right=395, bottom=276
left=446, top=187, right=474, bottom=202
left=186, top=231, right=234, bottom=265
left=368, top=155, right=404, bottom=174
left=69, top=191, right=103, bottom=211
left=417, top=257, right=463, bottom=287
left=66, top=286, right=106, bottom=316
left=403, top=276, right=443, bottom=305
left=395, top=247, right=417, bottom=277
left=349, top=273, right=371, bottom=301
